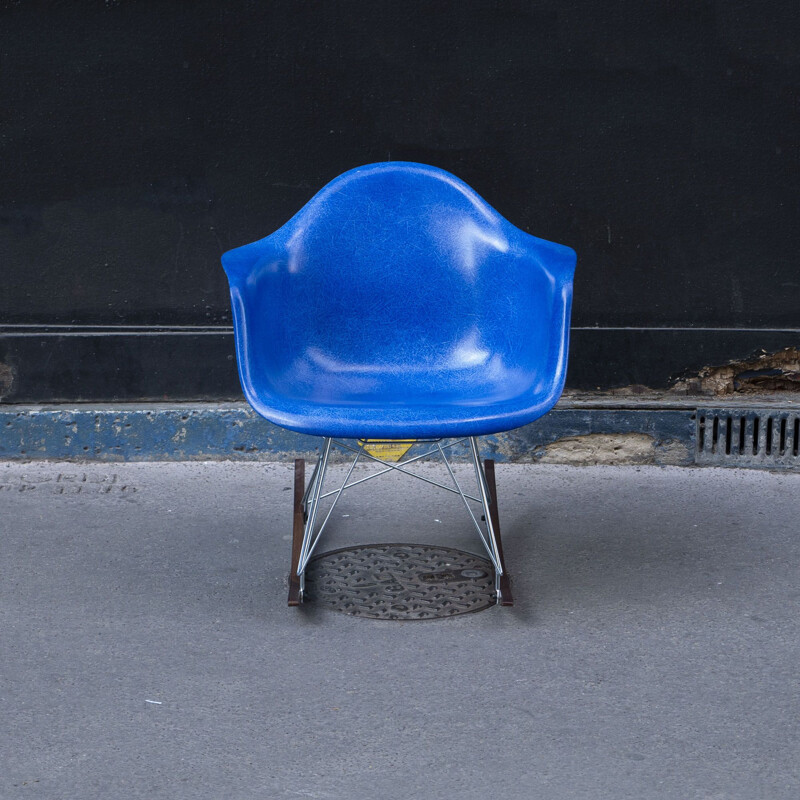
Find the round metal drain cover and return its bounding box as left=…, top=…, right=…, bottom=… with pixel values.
left=305, top=544, right=496, bottom=620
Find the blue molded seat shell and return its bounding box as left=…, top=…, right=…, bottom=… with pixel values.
left=222, top=162, right=575, bottom=439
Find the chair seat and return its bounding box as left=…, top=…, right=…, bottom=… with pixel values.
left=241, top=324, right=572, bottom=437
left=243, top=383, right=567, bottom=440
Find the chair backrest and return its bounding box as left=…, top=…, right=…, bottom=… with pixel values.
left=222, top=162, right=575, bottom=435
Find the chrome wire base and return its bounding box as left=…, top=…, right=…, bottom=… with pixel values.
left=290, top=436, right=513, bottom=606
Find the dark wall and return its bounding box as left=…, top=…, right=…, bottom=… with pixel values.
left=1, top=0, right=798, bottom=400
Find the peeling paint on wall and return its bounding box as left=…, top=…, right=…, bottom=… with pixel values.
left=534, top=433, right=692, bottom=467
left=536, top=433, right=656, bottom=465
left=671, top=347, right=800, bottom=396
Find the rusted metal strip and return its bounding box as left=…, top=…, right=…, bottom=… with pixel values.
left=287, top=458, right=305, bottom=606
left=483, top=459, right=514, bottom=607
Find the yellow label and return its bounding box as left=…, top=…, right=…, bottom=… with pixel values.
left=358, top=439, right=416, bottom=462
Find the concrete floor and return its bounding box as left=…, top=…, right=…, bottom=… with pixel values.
left=1, top=460, right=799, bottom=799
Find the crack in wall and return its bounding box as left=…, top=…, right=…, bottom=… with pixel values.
left=0, top=362, right=14, bottom=399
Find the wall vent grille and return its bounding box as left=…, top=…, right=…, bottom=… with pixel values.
left=695, top=409, right=799, bottom=467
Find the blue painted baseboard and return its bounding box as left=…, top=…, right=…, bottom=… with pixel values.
left=0, top=402, right=697, bottom=465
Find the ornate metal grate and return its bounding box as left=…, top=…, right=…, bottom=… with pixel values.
left=305, top=544, right=496, bottom=620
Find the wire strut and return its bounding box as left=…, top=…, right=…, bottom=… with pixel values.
left=292, top=437, right=511, bottom=604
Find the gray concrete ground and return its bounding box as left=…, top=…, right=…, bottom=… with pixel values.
left=1, top=460, right=799, bottom=799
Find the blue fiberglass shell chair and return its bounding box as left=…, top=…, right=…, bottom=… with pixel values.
left=222, top=162, right=576, bottom=607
